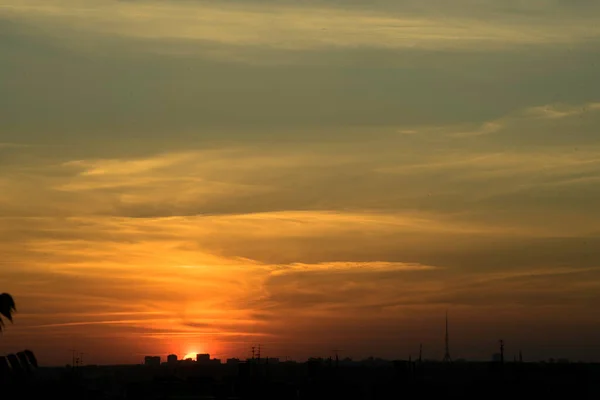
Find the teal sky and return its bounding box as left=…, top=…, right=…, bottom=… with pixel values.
left=1, top=0, right=600, bottom=365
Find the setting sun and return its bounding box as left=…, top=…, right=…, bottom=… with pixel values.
left=3, top=0, right=600, bottom=371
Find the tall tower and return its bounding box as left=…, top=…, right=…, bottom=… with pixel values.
left=443, top=311, right=451, bottom=362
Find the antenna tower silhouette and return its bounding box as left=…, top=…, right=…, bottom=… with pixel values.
left=442, top=311, right=451, bottom=362
left=68, top=349, right=78, bottom=368
left=332, top=349, right=341, bottom=367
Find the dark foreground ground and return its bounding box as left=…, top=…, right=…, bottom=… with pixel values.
left=3, top=360, right=600, bottom=399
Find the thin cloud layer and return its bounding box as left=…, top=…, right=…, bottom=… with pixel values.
left=2, top=0, right=600, bottom=56
left=269, top=261, right=438, bottom=276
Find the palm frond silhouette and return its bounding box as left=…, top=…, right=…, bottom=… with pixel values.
left=0, top=293, right=16, bottom=332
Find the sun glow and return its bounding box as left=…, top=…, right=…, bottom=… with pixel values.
left=183, top=352, right=197, bottom=360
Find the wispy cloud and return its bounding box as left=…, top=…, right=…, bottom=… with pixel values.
left=0, top=142, right=30, bottom=149
left=269, top=261, right=439, bottom=276
left=30, top=319, right=172, bottom=329
left=449, top=101, right=600, bottom=138
left=376, top=102, right=600, bottom=192
left=2, top=0, right=599, bottom=57
left=376, top=150, right=600, bottom=180
left=523, top=102, right=600, bottom=120
left=140, top=331, right=274, bottom=339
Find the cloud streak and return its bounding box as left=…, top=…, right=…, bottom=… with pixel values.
left=269, top=261, right=439, bottom=276
left=449, top=101, right=600, bottom=137
left=2, top=0, right=600, bottom=58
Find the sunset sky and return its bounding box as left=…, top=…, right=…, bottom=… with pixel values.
left=1, top=0, right=600, bottom=366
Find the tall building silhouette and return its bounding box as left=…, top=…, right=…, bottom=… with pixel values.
left=197, top=354, right=210, bottom=364
left=144, top=356, right=160, bottom=366
left=443, top=310, right=451, bottom=362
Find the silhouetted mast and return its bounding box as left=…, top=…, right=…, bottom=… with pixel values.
left=443, top=311, right=451, bottom=362
left=68, top=349, right=78, bottom=368
left=332, top=349, right=341, bottom=368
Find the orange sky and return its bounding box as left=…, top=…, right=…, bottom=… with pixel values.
left=2, top=0, right=600, bottom=365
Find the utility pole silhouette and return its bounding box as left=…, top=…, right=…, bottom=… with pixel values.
left=332, top=349, right=341, bottom=368
left=68, top=349, right=78, bottom=368
left=442, top=311, right=451, bottom=362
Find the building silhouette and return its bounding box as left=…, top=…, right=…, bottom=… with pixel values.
left=167, top=354, right=178, bottom=364
left=144, top=356, right=160, bottom=366
left=196, top=354, right=210, bottom=364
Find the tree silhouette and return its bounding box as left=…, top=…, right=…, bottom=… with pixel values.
left=0, top=294, right=38, bottom=387
left=0, top=293, right=16, bottom=332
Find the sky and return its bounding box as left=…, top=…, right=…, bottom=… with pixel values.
left=1, top=0, right=600, bottom=366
